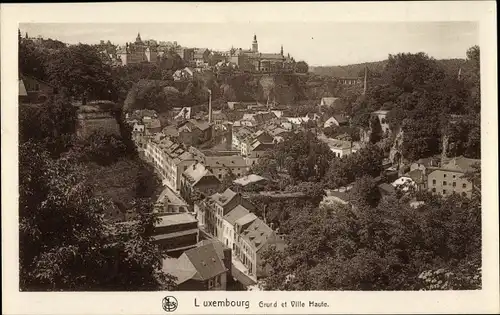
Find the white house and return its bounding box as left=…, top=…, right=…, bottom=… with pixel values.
left=222, top=205, right=252, bottom=251
left=324, top=114, right=349, bottom=128
left=173, top=67, right=194, bottom=81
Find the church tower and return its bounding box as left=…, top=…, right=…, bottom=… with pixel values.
left=252, top=34, right=258, bottom=53
left=280, top=45, right=284, bottom=56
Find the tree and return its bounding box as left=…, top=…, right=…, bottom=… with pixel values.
left=19, top=142, right=174, bottom=291
left=19, top=39, right=49, bottom=80
left=19, top=93, right=77, bottom=157
left=295, top=61, right=309, bottom=73
left=69, top=131, right=128, bottom=166
left=268, top=131, right=333, bottom=182
left=349, top=176, right=381, bottom=208
left=324, top=144, right=383, bottom=189
left=135, top=161, right=161, bottom=199
left=46, top=44, right=115, bottom=101
left=262, top=191, right=481, bottom=291
left=369, top=115, right=383, bottom=143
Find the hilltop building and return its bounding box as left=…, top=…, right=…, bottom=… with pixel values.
left=230, top=35, right=295, bottom=72
left=118, top=33, right=158, bottom=66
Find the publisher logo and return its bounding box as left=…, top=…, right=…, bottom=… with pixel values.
left=162, top=296, right=178, bottom=312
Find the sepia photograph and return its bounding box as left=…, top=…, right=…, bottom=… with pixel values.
left=2, top=2, right=498, bottom=314
left=17, top=20, right=483, bottom=292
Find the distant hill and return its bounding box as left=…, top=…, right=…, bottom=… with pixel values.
left=310, top=58, right=468, bottom=78
left=310, top=60, right=388, bottom=77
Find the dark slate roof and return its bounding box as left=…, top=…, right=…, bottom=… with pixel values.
left=223, top=205, right=251, bottom=226
left=184, top=243, right=227, bottom=281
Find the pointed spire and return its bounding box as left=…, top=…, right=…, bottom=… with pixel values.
left=253, top=34, right=257, bottom=41
left=280, top=44, right=284, bottom=56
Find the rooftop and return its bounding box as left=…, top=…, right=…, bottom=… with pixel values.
left=234, top=212, right=258, bottom=229
left=223, top=205, right=251, bottom=226
left=162, top=242, right=226, bottom=284
left=233, top=174, right=267, bottom=187
left=211, top=188, right=238, bottom=206
left=154, top=213, right=197, bottom=228
left=183, top=163, right=217, bottom=186
left=184, top=243, right=227, bottom=280
left=204, top=155, right=247, bottom=168
left=240, top=217, right=274, bottom=252
left=442, top=156, right=480, bottom=174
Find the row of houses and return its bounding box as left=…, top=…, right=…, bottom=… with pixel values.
left=196, top=188, right=284, bottom=281
left=408, top=155, right=480, bottom=198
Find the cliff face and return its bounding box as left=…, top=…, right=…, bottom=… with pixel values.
left=389, top=127, right=404, bottom=165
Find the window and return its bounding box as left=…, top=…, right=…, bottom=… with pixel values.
left=443, top=174, right=447, bottom=178
left=443, top=189, right=447, bottom=195
left=218, top=174, right=222, bottom=179
left=443, top=181, right=447, bottom=186
left=452, top=182, right=456, bottom=187
left=215, top=275, right=221, bottom=286
left=453, top=175, right=456, bottom=179
left=208, top=279, right=214, bottom=289
left=432, top=188, right=436, bottom=192
left=462, top=183, right=467, bottom=189
left=432, top=179, right=436, bottom=185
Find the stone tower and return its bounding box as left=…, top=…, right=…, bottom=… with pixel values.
left=252, top=34, right=258, bottom=53
left=280, top=44, right=284, bottom=56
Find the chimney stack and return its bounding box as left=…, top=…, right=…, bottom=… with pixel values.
left=208, top=89, right=212, bottom=124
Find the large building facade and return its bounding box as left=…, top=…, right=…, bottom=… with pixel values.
left=230, top=35, right=295, bottom=72
left=118, top=33, right=158, bottom=66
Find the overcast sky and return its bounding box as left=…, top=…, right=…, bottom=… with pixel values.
left=19, top=22, right=478, bottom=66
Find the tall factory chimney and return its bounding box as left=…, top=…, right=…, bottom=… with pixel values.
left=208, top=89, right=212, bottom=123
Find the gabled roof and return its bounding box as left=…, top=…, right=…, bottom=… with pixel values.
left=183, top=243, right=227, bottom=281
left=407, top=169, right=425, bottom=183
left=211, top=189, right=238, bottom=206
left=197, top=239, right=225, bottom=261
left=183, top=163, right=218, bottom=186
left=240, top=217, right=274, bottom=252
left=250, top=140, right=274, bottom=151
left=442, top=156, right=480, bottom=174
left=332, top=114, right=348, bottom=124
left=234, top=213, right=258, bottom=228
left=223, top=205, right=251, bottom=226
left=188, top=119, right=211, bottom=131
